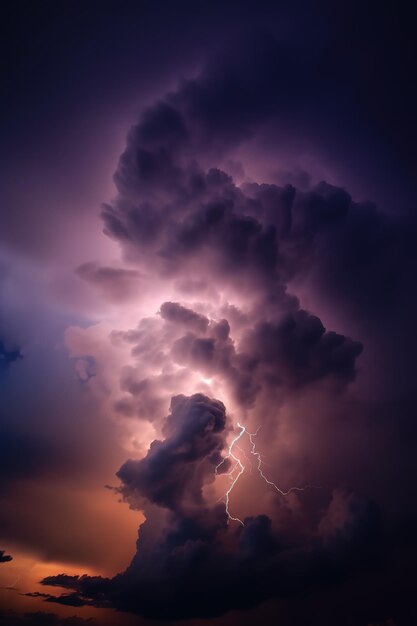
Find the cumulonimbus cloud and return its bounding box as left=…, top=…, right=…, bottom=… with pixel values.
left=44, top=34, right=417, bottom=621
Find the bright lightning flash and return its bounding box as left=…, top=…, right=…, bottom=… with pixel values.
left=215, top=424, right=247, bottom=525
left=215, top=423, right=309, bottom=525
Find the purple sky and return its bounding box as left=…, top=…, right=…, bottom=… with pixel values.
left=1, top=3, right=417, bottom=626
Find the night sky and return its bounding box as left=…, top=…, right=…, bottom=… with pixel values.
left=1, top=2, right=417, bottom=625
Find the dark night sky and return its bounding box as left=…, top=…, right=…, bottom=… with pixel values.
left=1, top=2, right=417, bottom=626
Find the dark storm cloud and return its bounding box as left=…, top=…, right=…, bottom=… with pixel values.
left=242, top=311, right=363, bottom=389
left=0, top=550, right=12, bottom=563
left=22, top=592, right=90, bottom=608
left=5, top=8, right=414, bottom=624
left=41, top=395, right=381, bottom=620
left=0, top=2, right=416, bottom=625
left=116, top=393, right=227, bottom=512
left=3, top=1, right=416, bottom=274
left=101, top=46, right=417, bottom=321
left=0, top=610, right=97, bottom=626
left=100, top=38, right=300, bottom=279
left=44, top=35, right=417, bottom=619
left=0, top=338, right=22, bottom=371
left=159, top=301, right=209, bottom=334
left=103, top=162, right=281, bottom=287
left=98, top=29, right=417, bottom=425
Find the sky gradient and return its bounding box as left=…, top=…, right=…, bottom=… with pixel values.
left=1, top=2, right=417, bottom=625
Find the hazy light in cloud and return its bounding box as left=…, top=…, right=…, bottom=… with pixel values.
left=2, top=4, right=417, bottom=626
left=37, top=33, right=401, bottom=622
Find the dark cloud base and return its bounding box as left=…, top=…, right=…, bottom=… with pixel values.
left=0, top=550, right=12, bottom=563
left=0, top=610, right=96, bottom=626
left=41, top=395, right=381, bottom=621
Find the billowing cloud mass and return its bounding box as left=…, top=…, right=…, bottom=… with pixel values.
left=39, top=36, right=417, bottom=622
left=40, top=396, right=380, bottom=620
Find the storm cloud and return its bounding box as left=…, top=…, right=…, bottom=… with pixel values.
left=2, top=6, right=416, bottom=626
left=41, top=395, right=381, bottom=619
left=45, top=32, right=417, bottom=622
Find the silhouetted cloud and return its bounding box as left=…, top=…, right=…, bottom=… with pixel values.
left=0, top=550, right=12, bottom=563
left=0, top=609, right=96, bottom=626
left=0, top=338, right=22, bottom=371
left=160, top=301, right=209, bottom=334
left=45, top=32, right=417, bottom=621
left=41, top=395, right=381, bottom=619
left=2, top=8, right=415, bottom=625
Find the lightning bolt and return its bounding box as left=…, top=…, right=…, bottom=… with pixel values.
left=215, top=422, right=312, bottom=525
left=215, top=423, right=246, bottom=525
